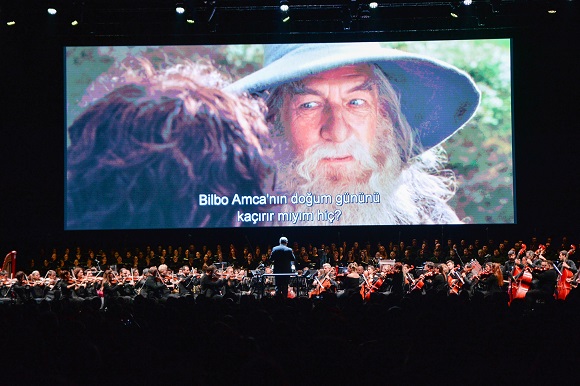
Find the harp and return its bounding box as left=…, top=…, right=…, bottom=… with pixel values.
left=2, top=251, right=17, bottom=278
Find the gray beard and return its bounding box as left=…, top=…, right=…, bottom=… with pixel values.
left=273, top=135, right=461, bottom=225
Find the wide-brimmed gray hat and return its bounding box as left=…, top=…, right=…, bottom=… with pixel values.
left=226, top=42, right=481, bottom=150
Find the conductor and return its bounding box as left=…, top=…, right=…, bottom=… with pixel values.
left=270, top=236, right=296, bottom=297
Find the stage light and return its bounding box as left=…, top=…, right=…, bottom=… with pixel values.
left=176, top=3, right=185, bottom=14
left=280, top=1, right=289, bottom=12
left=186, top=18, right=195, bottom=24
left=7, top=20, right=16, bottom=26
left=463, top=0, right=472, bottom=5
left=71, top=20, right=79, bottom=26
left=450, top=4, right=460, bottom=18
left=282, top=15, right=290, bottom=22
left=369, top=2, right=378, bottom=9
left=47, top=8, right=57, bottom=15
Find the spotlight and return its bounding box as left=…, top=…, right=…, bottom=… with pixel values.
left=450, top=4, right=460, bottom=18
left=186, top=18, right=195, bottom=24
left=47, top=8, right=57, bottom=15
left=176, top=3, right=185, bottom=14
left=69, top=2, right=84, bottom=28
left=282, top=15, right=290, bottom=22
left=463, top=0, right=472, bottom=5
left=369, top=2, right=378, bottom=9
left=547, top=9, right=557, bottom=13
left=7, top=21, right=16, bottom=26
left=280, top=1, right=289, bottom=12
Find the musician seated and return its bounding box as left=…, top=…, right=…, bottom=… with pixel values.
left=177, top=265, right=199, bottom=296
left=309, top=265, right=338, bottom=298
left=72, top=267, right=90, bottom=301
left=320, top=263, right=338, bottom=291
left=12, top=271, right=31, bottom=304
left=200, top=265, right=229, bottom=299
left=44, top=270, right=60, bottom=301
left=339, top=263, right=360, bottom=298
left=58, top=271, right=76, bottom=301
left=385, top=262, right=405, bottom=296
left=142, top=267, right=168, bottom=301
left=426, top=264, right=448, bottom=295
left=475, top=262, right=504, bottom=296
left=223, top=266, right=242, bottom=302
left=29, top=270, right=48, bottom=301
left=0, top=270, right=11, bottom=300
left=525, top=260, right=558, bottom=307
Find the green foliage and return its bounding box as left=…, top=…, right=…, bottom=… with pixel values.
left=387, top=40, right=514, bottom=223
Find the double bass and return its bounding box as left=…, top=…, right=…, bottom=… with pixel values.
left=509, top=265, right=533, bottom=305
left=555, top=246, right=576, bottom=300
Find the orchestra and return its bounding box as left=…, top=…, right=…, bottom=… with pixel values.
left=2, top=237, right=580, bottom=386
left=1, top=239, right=579, bottom=307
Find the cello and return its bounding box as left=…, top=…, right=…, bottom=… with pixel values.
left=309, top=270, right=331, bottom=298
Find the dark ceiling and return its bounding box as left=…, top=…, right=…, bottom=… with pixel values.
left=0, top=0, right=577, bottom=37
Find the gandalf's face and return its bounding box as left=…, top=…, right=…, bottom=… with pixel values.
left=280, top=64, right=388, bottom=186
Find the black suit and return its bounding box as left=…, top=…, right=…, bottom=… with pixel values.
left=270, top=243, right=295, bottom=297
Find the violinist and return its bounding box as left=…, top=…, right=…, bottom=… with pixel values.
left=525, top=260, right=557, bottom=306
left=28, top=270, right=48, bottom=301
left=44, top=270, right=60, bottom=301
left=143, top=266, right=167, bottom=301
left=177, top=265, right=199, bottom=296
left=383, top=262, right=405, bottom=296
left=459, top=262, right=475, bottom=295
left=428, top=264, right=448, bottom=294
left=72, top=267, right=89, bottom=300
left=223, top=266, right=242, bottom=301
left=58, top=270, right=76, bottom=300
left=12, top=271, right=31, bottom=303
left=200, top=264, right=229, bottom=299
left=101, top=269, right=122, bottom=303
left=474, top=262, right=503, bottom=296
left=0, top=270, right=12, bottom=301
left=116, top=268, right=137, bottom=300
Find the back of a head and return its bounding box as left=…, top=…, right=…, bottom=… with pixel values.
left=279, top=237, right=288, bottom=245
left=67, top=59, right=274, bottom=230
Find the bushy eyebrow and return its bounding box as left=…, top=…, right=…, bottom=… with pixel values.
left=287, top=77, right=375, bottom=97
